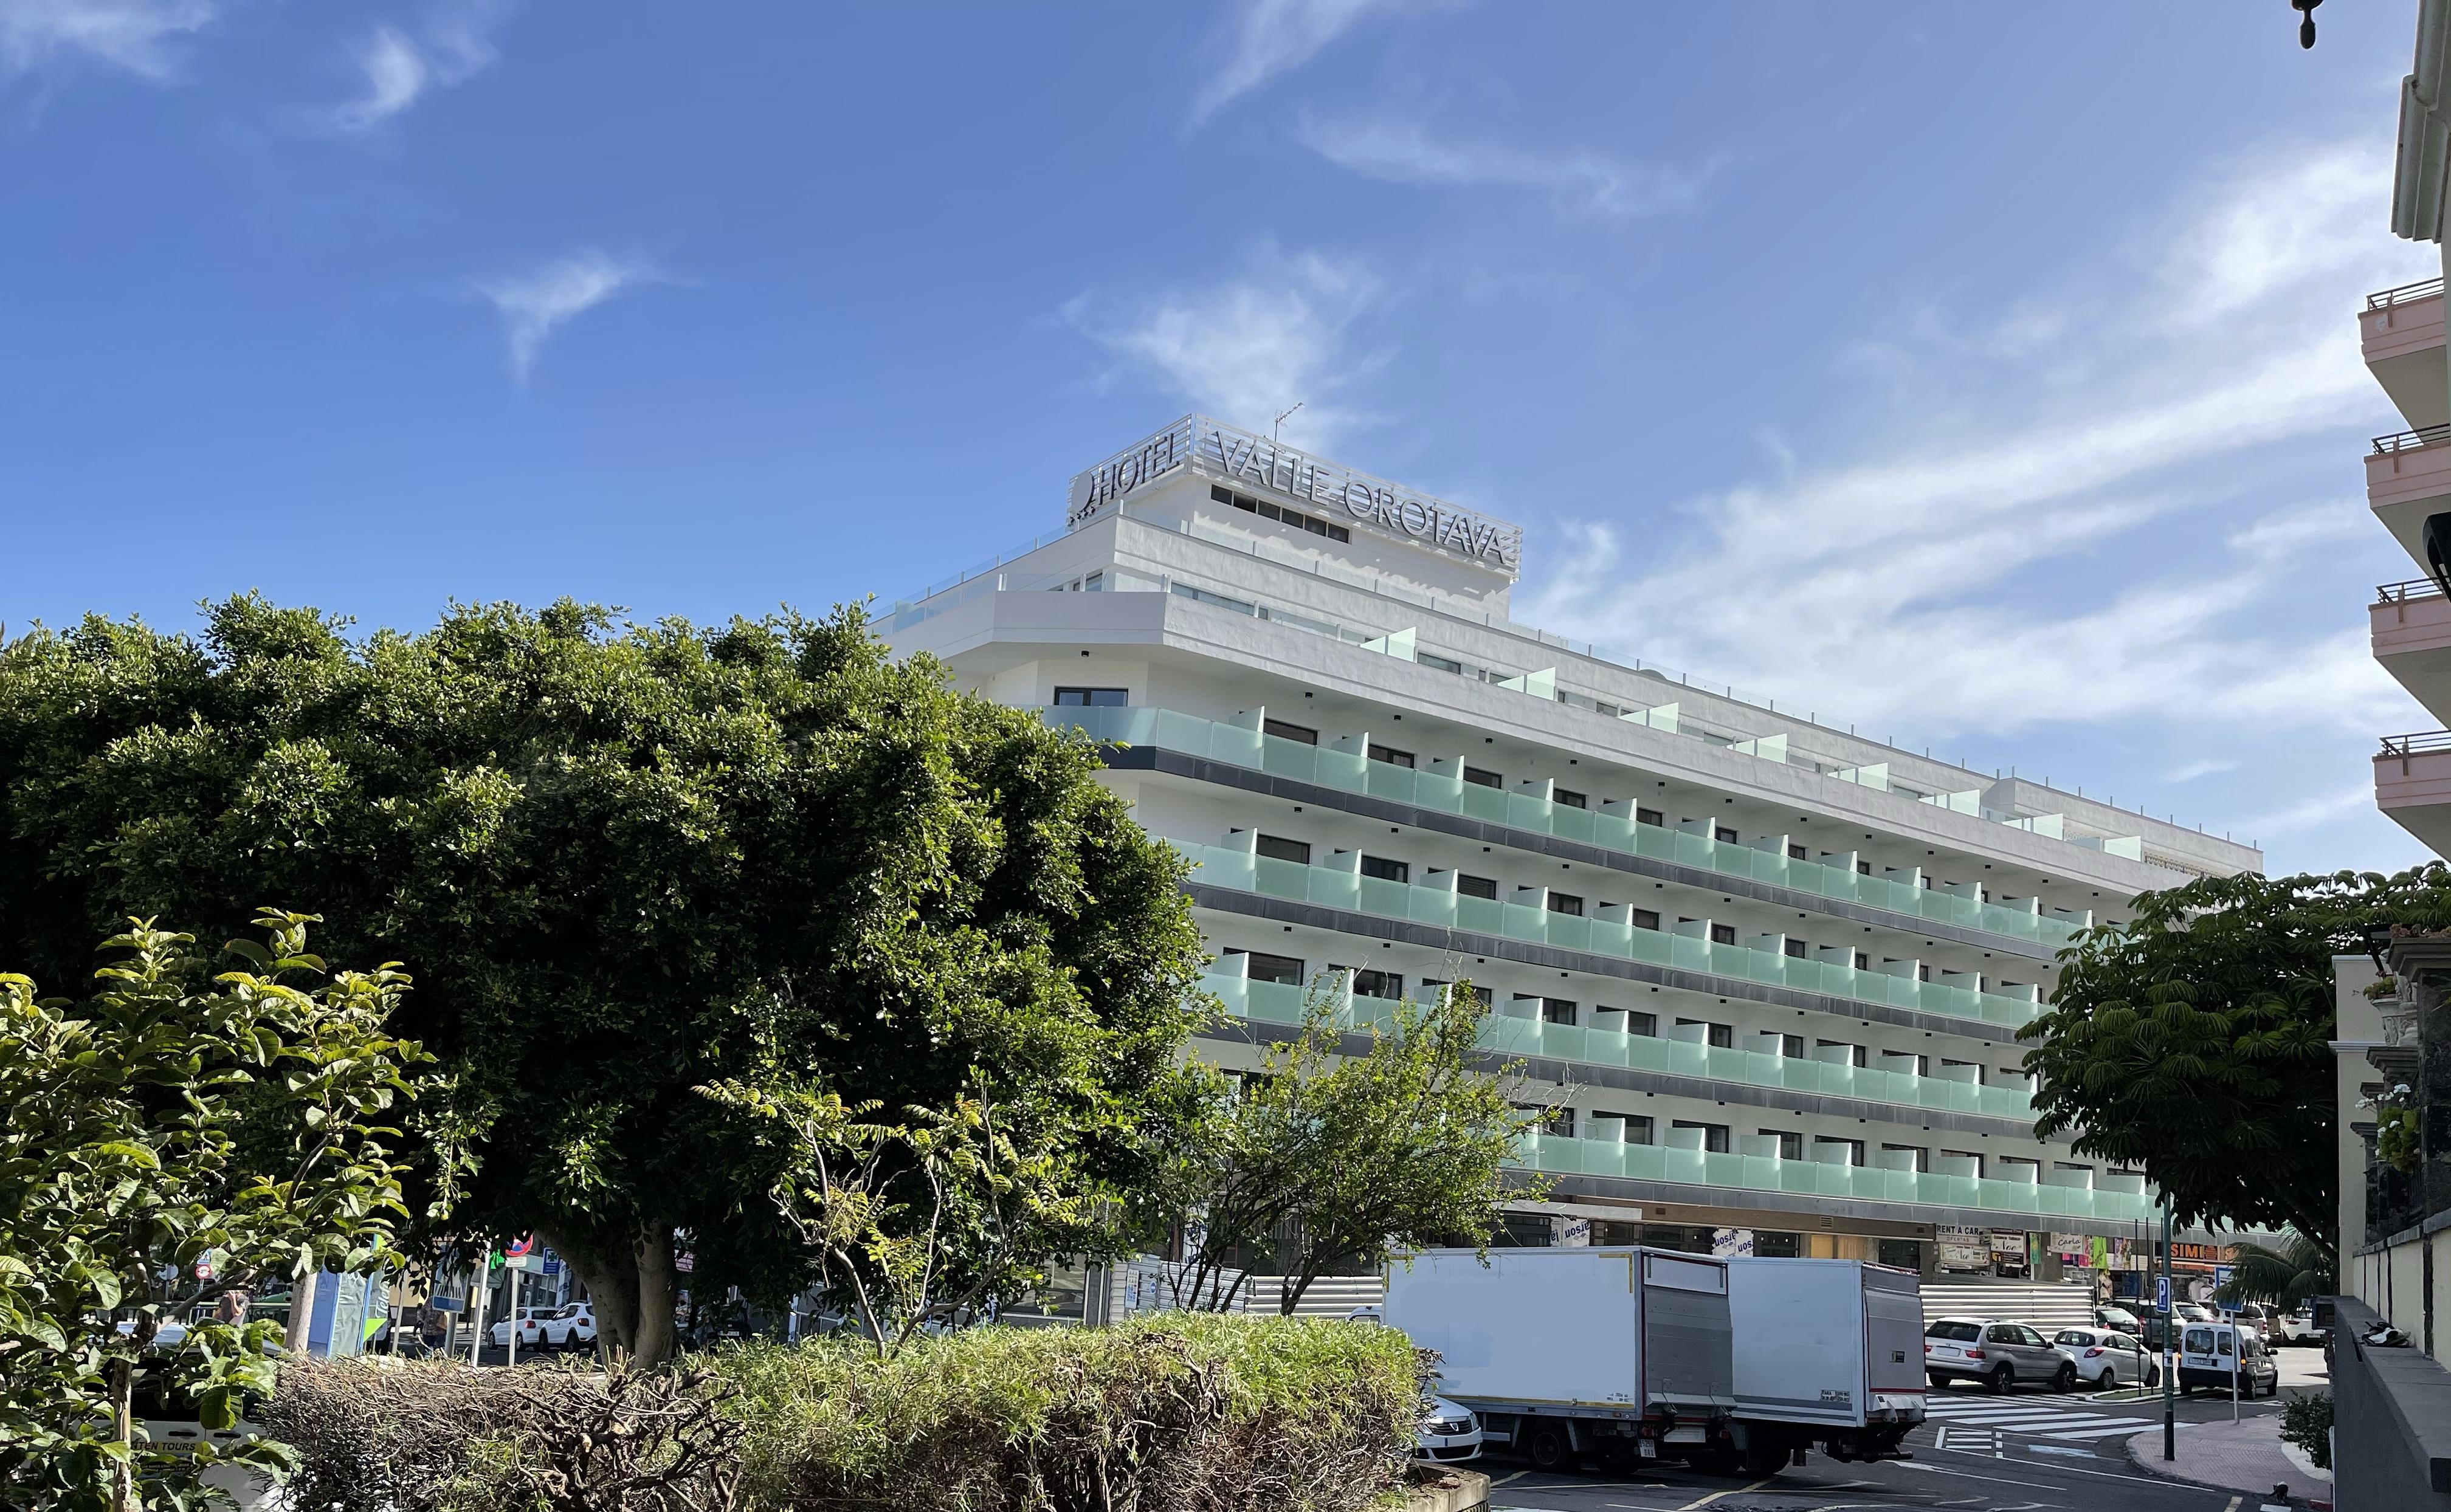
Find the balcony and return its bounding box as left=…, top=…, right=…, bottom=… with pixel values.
left=2369, top=427, right=2451, bottom=570
left=1167, top=837, right=2046, bottom=1031
left=2364, top=278, right=2449, bottom=431
left=1044, top=704, right=2084, bottom=952
left=2376, top=730, right=2451, bottom=854
left=2376, top=580, right=2451, bottom=725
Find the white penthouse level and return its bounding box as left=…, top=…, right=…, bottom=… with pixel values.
left=884, top=415, right=2263, bottom=1273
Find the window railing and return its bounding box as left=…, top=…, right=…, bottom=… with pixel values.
left=1205, top=971, right=2038, bottom=1120
left=2379, top=730, right=2451, bottom=758
left=1165, top=837, right=2046, bottom=1031
left=2369, top=277, right=2448, bottom=311
left=1046, top=704, right=2085, bottom=953
left=2373, top=425, right=2451, bottom=456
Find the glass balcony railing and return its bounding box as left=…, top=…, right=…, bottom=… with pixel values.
left=1205, top=972, right=2038, bottom=1121
left=1165, top=836, right=2044, bottom=1031
left=1198, top=973, right=2140, bottom=1224
left=1043, top=705, right=2080, bottom=953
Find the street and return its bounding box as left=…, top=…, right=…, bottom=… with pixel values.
left=1478, top=1351, right=2327, bottom=1512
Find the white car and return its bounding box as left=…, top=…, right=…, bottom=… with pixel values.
left=1925, top=1317, right=2076, bottom=1392
left=540, top=1302, right=596, bottom=1349
left=2049, top=1325, right=2160, bottom=1390
left=1416, top=1395, right=1483, bottom=1464
left=2278, top=1307, right=2328, bottom=1345
left=489, top=1307, right=549, bottom=1349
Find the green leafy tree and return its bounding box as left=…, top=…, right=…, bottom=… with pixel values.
left=2022, top=865, right=2451, bottom=1267
left=0, top=913, right=431, bottom=1512
left=0, top=598, right=1207, bottom=1367
left=1136, top=979, right=1548, bottom=1314
left=2215, top=1229, right=2334, bottom=1311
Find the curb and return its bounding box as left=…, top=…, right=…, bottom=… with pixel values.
left=2120, top=1426, right=2325, bottom=1507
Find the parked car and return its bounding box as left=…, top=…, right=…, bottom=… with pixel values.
left=541, top=1302, right=596, bottom=1349
left=2093, top=1305, right=2141, bottom=1334
left=2177, top=1322, right=2278, bottom=1397
left=1416, top=1395, right=1483, bottom=1464
left=489, top=1307, right=549, bottom=1349
left=1926, top=1318, right=2075, bottom=1393
left=2050, top=1326, right=2159, bottom=1390
left=2224, top=1302, right=2271, bottom=1341
left=2174, top=1303, right=2215, bottom=1324
left=2278, top=1307, right=2328, bottom=1345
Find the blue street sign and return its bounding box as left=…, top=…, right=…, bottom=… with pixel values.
left=542, top=1256, right=562, bottom=1277
left=2213, top=1265, right=2233, bottom=1287
left=2156, top=1276, right=2171, bottom=1309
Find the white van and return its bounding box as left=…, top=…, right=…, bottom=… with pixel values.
left=2176, top=1322, right=2278, bottom=1397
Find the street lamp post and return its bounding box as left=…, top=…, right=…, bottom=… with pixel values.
left=2160, top=1195, right=2176, bottom=1462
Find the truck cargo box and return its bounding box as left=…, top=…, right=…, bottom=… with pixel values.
left=1725, top=1257, right=1924, bottom=1462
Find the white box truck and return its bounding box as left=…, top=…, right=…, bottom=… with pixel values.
left=1382, top=1247, right=1737, bottom=1472
left=1724, top=1257, right=1925, bottom=1466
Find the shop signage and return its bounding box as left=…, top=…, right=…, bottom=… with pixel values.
left=1066, top=415, right=1525, bottom=572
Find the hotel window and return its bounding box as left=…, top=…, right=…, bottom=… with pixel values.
left=1418, top=651, right=1464, bottom=675
left=1708, top=923, right=1736, bottom=946
left=1227, top=949, right=1305, bottom=985
left=1883, top=1144, right=1931, bottom=1172
left=1672, top=1119, right=1731, bottom=1153
left=1630, top=907, right=1661, bottom=931
left=1680, top=1019, right=1734, bottom=1049
left=1359, top=854, right=1409, bottom=884
left=1554, top=788, right=1588, bottom=809
left=1636, top=806, right=1666, bottom=827
left=1350, top=968, right=1404, bottom=1000
left=1262, top=718, right=1318, bottom=745
left=1368, top=743, right=1414, bottom=768
left=1541, top=1107, right=1577, bottom=1138
left=1713, top=825, right=1738, bottom=844
left=1818, top=1138, right=1866, bottom=1167
left=1759, top=1130, right=1803, bottom=1161
left=1856, top=860, right=1872, bottom=876
left=1421, top=979, right=1492, bottom=1008
left=1209, top=483, right=1351, bottom=543
left=1625, top=1009, right=1658, bottom=1036
left=1456, top=873, right=1499, bottom=900
left=1819, top=1039, right=1868, bottom=1068
left=1547, top=892, right=1584, bottom=917
left=1783, top=938, right=1805, bottom=958
left=1254, top=834, right=1311, bottom=865
left=1917, top=963, right=1931, bottom=982
left=1464, top=765, right=1503, bottom=789
left=1781, top=1033, right=1805, bottom=1057
left=1596, top=1112, right=1655, bottom=1144
left=1942, top=1150, right=1984, bottom=1176
left=1788, top=844, right=1807, bottom=860
left=1853, top=950, right=1870, bottom=971
left=1052, top=687, right=1127, bottom=707
left=1540, top=998, right=1577, bottom=1025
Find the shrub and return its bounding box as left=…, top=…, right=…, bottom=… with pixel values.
left=2279, top=1390, right=2332, bottom=1469
left=721, top=1312, right=1420, bottom=1512
left=262, top=1355, right=744, bottom=1512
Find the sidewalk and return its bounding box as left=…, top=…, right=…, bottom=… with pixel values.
left=2123, top=1416, right=2331, bottom=1503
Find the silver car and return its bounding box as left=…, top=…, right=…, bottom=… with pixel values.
left=1925, top=1317, right=2075, bottom=1392
left=2050, top=1326, right=2159, bottom=1390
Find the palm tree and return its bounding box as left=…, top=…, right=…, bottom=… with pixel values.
left=2215, top=1229, right=2333, bottom=1310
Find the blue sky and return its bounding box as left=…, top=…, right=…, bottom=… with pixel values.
left=0, top=0, right=2439, bottom=876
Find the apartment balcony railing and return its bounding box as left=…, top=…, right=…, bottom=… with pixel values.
left=2380, top=730, right=2451, bottom=758
left=1205, top=972, right=2039, bottom=1121
left=2374, top=425, right=2451, bottom=456
left=2370, top=277, right=2449, bottom=311
left=2379, top=577, right=2451, bottom=605
left=1047, top=704, right=2086, bottom=952
left=1165, top=837, right=2046, bottom=1031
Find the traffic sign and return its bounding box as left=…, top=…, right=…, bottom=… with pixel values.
left=2156, top=1276, right=2171, bottom=1310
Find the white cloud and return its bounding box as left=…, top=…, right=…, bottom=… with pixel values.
left=1520, top=139, right=2429, bottom=746
left=323, top=0, right=506, bottom=132
left=1298, top=114, right=1713, bottom=219
left=0, top=0, right=215, bottom=83
left=1191, top=0, right=1396, bottom=124
left=471, top=249, right=662, bottom=382
left=1066, top=247, right=1381, bottom=450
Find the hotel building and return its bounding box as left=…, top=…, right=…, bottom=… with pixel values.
left=884, top=413, right=2258, bottom=1283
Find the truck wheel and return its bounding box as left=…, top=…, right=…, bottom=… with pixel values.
left=1987, top=1363, right=2015, bottom=1395
left=1526, top=1426, right=1568, bottom=1471
left=1928, top=1372, right=1951, bottom=1389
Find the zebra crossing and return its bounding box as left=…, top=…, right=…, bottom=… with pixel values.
left=1920, top=1393, right=2158, bottom=1443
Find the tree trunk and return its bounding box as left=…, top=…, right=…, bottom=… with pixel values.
left=633, top=1225, right=678, bottom=1369
left=284, top=1267, right=320, bottom=1356
left=109, top=1355, right=134, bottom=1512
left=537, top=1224, right=678, bottom=1369
left=539, top=1229, right=636, bottom=1365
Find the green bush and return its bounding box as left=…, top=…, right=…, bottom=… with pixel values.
left=720, top=1313, right=1422, bottom=1512
left=2280, top=1390, right=2332, bottom=1469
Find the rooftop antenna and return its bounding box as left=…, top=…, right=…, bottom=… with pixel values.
left=1274, top=402, right=1305, bottom=443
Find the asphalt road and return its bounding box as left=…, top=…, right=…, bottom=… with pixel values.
left=1475, top=1356, right=2325, bottom=1512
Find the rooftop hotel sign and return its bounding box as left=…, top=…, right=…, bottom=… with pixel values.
left=1066, top=414, right=1523, bottom=576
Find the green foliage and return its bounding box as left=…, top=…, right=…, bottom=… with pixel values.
left=721, top=1313, right=1421, bottom=1511
left=0, top=913, right=432, bottom=1512
left=1132, top=978, right=1548, bottom=1313
left=2279, top=1390, right=2332, bottom=1469
left=2365, top=975, right=2399, bottom=1000
left=2380, top=1105, right=2422, bottom=1175
left=2019, top=867, right=2450, bottom=1256
left=2214, top=1229, right=2335, bottom=1310
left=0, top=597, right=1210, bottom=1365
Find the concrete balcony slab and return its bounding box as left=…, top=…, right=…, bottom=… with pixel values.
left=2365, top=280, right=2449, bottom=431
left=2368, top=430, right=2451, bottom=570
left=2374, top=582, right=2451, bottom=725
left=2376, top=731, right=2451, bottom=855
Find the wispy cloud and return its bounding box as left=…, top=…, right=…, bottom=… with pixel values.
left=0, top=0, right=216, bottom=83
left=1065, top=246, right=1382, bottom=451
left=1191, top=0, right=1400, bottom=125
left=1298, top=114, right=1715, bottom=219
left=322, top=0, right=506, bottom=133
left=472, top=249, right=663, bottom=383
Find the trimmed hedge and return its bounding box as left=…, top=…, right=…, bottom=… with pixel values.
left=265, top=1314, right=1421, bottom=1512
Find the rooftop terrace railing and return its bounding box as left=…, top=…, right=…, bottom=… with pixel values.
left=2373, top=425, right=2451, bottom=456
left=2369, top=277, right=2449, bottom=311
left=2379, top=578, right=2450, bottom=606
left=1165, top=836, right=2046, bottom=1031
left=2380, top=730, right=2451, bottom=758
left=1051, top=704, right=2085, bottom=952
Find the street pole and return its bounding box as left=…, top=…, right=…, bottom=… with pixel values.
left=506, top=1271, right=520, bottom=1369
left=466, top=1267, right=488, bottom=1368
left=2161, top=1195, right=2176, bottom=1462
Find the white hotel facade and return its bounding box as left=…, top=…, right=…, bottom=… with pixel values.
left=884, top=414, right=2261, bottom=1280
